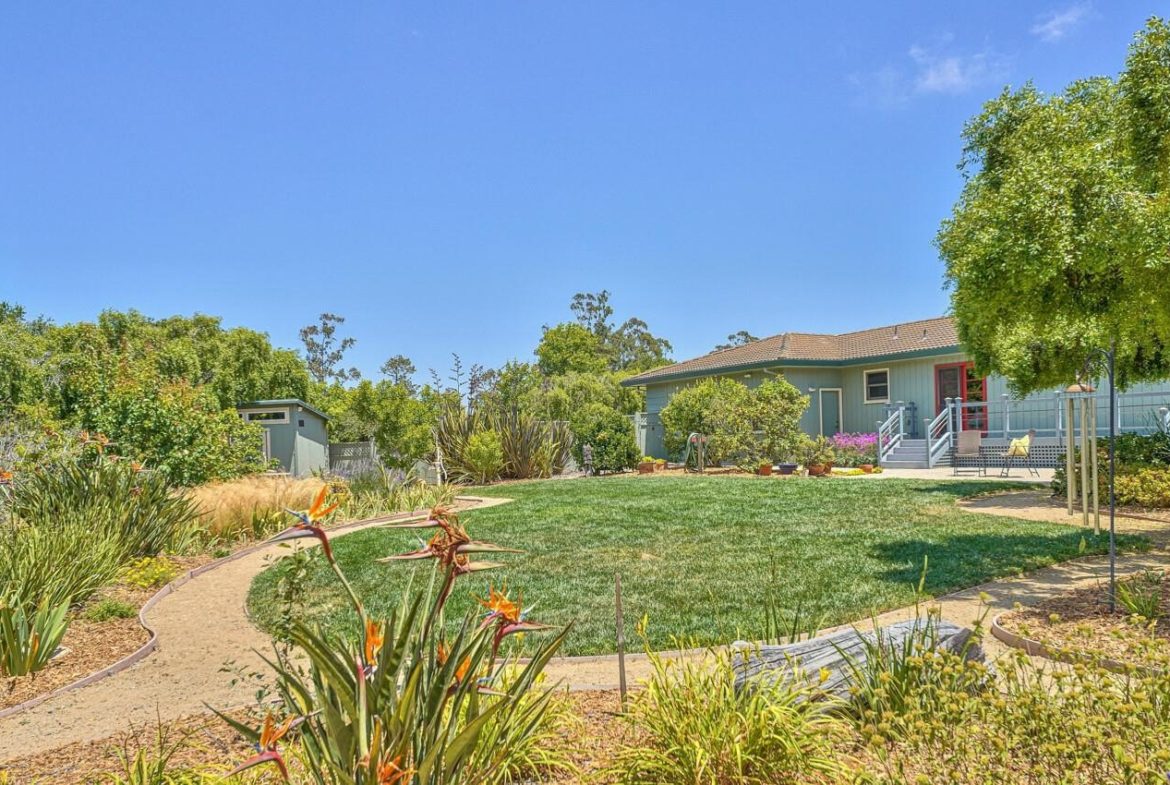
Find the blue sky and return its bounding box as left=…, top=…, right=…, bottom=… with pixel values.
left=1, top=3, right=1158, bottom=380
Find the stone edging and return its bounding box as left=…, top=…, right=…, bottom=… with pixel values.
left=990, top=611, right=1157, bottom=676
left=0, top=504, right=447, bottom=721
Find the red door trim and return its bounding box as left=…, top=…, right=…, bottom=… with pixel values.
left=934, top=361, right=987, bottom=431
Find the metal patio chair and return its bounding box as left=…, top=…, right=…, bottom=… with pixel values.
left=952, top=430, right=986, bottom=476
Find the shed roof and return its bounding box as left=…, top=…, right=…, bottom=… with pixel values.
left=622, top=316, right=959, bottom=386
left=237, top=398, right=332, bottom=421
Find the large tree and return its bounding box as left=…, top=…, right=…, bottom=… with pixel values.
left=564, top=290, right=673, bottom=373
left=937, top=19, right=1170, bottom=394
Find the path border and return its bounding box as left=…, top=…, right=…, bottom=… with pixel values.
left=990, top=611, right=1159, bottom=676
left=0, top=504, right=456, bottom=721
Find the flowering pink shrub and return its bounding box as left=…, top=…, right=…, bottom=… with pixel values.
left=831, top=432, right=878, bottom=466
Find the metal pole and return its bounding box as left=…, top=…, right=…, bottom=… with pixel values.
left=615, top=572, right=628, bottom=709
left=1002, top=393, right=1010, bottom=439
left=1081, top=397, right=1091, bottom=531
left=1108, top=346, right=1117, bottom=613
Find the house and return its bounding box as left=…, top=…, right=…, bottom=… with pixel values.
left=621, top=316, right=1170, bottom=467
left=237, top=399, right=330, bottom=476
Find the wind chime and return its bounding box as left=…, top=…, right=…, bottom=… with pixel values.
left=1064, top=382, right=1101, bottom=533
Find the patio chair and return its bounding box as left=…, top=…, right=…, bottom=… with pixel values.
left=1000, top=431, right=1040, bottom=478
left=952, top=430, right=986, bottom=476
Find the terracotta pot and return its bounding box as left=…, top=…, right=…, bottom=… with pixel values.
left=638, top=462, right=655, bottom=474
left=777, top=463, right=797, bottom=475
left=860, top=464, right=874, bottom=474
left=758, top=464, right=773, bottom=476
left=807, top=464, right=828, bottom=477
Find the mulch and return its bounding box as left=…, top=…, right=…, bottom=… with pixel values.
left=0, top=691, right=630, bottom=784
left=0, top=554, right=215, bottom=714
left=997, top=572, right=1170, bottom=664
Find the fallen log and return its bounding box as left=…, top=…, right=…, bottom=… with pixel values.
left=731, top=618, right=986, bottom=697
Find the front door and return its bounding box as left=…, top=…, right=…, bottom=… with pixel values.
left=935, top=362, right=987, bottom=431
left=819, top=388, right=843, bottom=436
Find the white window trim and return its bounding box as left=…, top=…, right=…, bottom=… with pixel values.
left=863, top=368, right=891, bottom=405
left=242, top=407, right=289, bottom=425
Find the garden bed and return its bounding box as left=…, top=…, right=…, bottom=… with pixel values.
left=995, top=571, right=1170, bottom=667
left=0, top=555, right=215, bottom=715
left=0, top=691, right=628, bottom=783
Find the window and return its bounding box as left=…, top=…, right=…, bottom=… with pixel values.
left=864, top=369, right=890, bottom=403
left=243, top=408, right=289, bottom=424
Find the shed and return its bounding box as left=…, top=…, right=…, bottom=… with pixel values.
left=237, top=399, right=330, bottom=476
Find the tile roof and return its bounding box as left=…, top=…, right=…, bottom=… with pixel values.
left=622, top=316, right=959, bottom=386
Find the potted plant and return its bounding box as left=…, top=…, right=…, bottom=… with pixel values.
left=776, top=459, right=798, bottom=475
left=758, top=460, right=773, bottom=476
left=797, top=435, right=835, bottom=477
left=638, top=456, right=656, bottom=474
left=860, top=463, right=875, bottom=474
left=655, top=458, right=667, bottom=472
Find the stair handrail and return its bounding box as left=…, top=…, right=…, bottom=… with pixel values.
left=924, top=402, right=954, bottom=468
left=876, top=405, right=905, bottom=465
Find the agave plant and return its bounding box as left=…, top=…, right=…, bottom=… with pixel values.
left=219, top=495, right=568, bottom=784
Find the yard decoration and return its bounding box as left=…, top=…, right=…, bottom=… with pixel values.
left=220, top=499, right=567, bottom=783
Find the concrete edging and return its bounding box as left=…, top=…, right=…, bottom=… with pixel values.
left=990, top=611, right=1158, bottom=676
left=0, top=505, right=445, bottom=721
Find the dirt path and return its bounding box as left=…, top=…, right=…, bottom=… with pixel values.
left=2, top=488, right=1165, bottom=762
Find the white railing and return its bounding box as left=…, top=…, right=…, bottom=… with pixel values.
left=950, top=389, right=1170, bottom=440
left=876, top=405, right=905, bottom=465
left=924, top=403, right=954, bottom=468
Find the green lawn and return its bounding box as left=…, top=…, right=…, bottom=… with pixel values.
left=247, top=476, right=1144, bottom=655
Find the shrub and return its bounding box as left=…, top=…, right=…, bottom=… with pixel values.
left=1115, top=569, right=1164, bottom=621
left=608, top=644, right=850, bottom=784
left=660, top=377, right=809, bottom=465
left=0, top=516, right=126, bottom=612
left=1114, top=467, right=1170, bottom=507
left=830, top=432, right=879, bottom=467
left=864, top=648, right=1170, bottom=784
left=660, top=378, right=757, bottom=465
left=464, top=429, right=505, bottom=484
left=436, top=404, right=572, bottom=483
left=120, top=557, right=180, bottom=589
left=340, top=467, right=455, bottom=521
left=570, top=403, right=639, bottom=473
left=10, top=455, right=199, bottom=557
left=84, top=597, right=138, bottom=622
left=185, top=475, right=325, bottom=543
left=795, top=435, right=835, bottom=467
left=0, top=598, right=70, bottom=677
left=755, top=379, right=810, bottom=463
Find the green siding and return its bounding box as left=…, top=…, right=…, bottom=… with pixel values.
left=639, top=350, right=1170, bottom=448
left=239, top=402, right=330, bottom=476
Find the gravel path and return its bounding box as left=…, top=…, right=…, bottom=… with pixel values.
left=1, top=487, right=1165, bottom=762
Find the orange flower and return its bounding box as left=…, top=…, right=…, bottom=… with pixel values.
left=364, top=618, right=385, bottom=666
left=258, top=712, right=294, bottom=750
left=479, top=584, right=522, bottom=625
left=307, top=484, right=339, bottom=522
left=376, top=755, right=413, bottom=785
left=436, top=641, right=472, bottom=683
left=228, top=712, right=296, bottom=781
